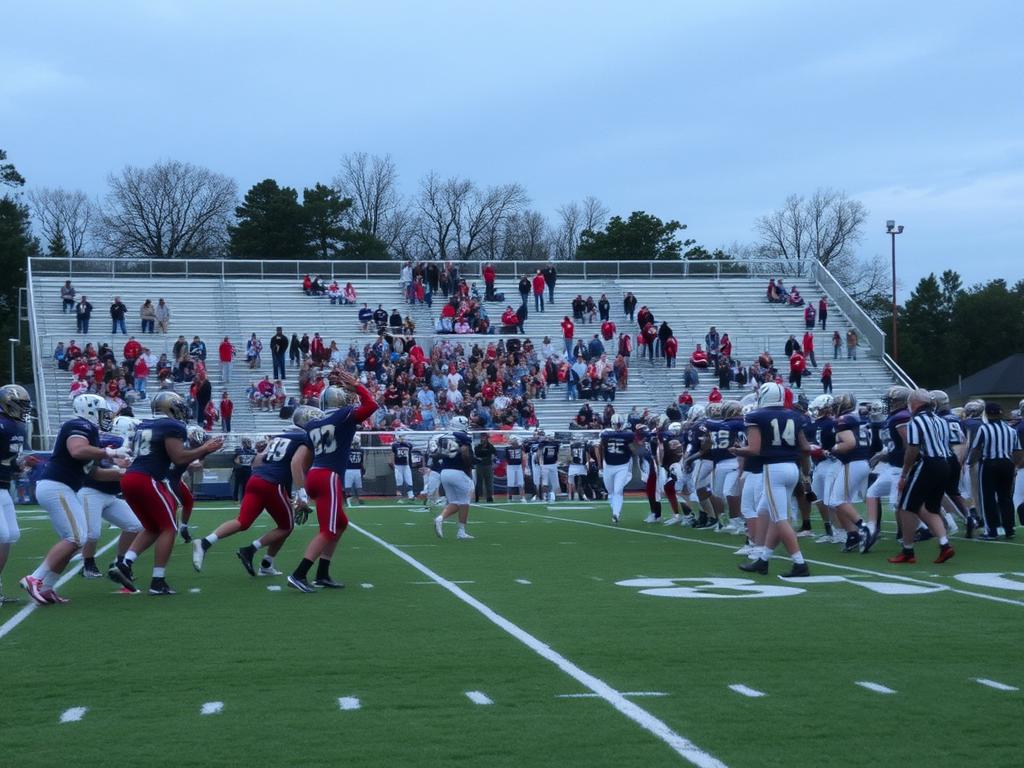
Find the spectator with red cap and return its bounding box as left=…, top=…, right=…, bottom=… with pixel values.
left=708, top=386, right=723, bottom=403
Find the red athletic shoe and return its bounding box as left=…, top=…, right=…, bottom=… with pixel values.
left=934, top=546, right=956, bottom=564
left=18, top=576, right=50, bottom=605
left=887, top=551, right=916, bottom=564
left=40, top=587, right=70, bottom=604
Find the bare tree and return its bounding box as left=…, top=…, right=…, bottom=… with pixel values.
left=553, top=196, right=608, bottom=259
left=415, top=172, right=466, bottom=260
left=333, top=152, right=413, bottom=256
left=456, top=182, right=528, bottom=259
left=415, top=174, right=527, bottom=260
left=29, top=187, right=96, bottom=257
left=581, top=195, right=609, bottom=234
left=96, top=161, right=237, bottom=259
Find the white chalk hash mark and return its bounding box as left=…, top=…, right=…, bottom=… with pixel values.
left=974, top=678, right=1019, bottom=691
left=729, top=684, right=766, bottom=698
left=200, top=701, right=224, bottom=715
left=59, top=707, right=87, bottom=723
left=266, top=585, right=282, bottom=592
left=855, top=682, right=896, bottom=694
left=360, top=583, right=374, bottom=589
left=515, top=578, right=532, bottom=585
left=466, top=690, right=493, bottom=705
left=338, top=696, right=361, bottom=710
left=189, top=588, right=201, bottom=593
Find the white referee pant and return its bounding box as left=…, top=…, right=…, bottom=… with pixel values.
left=78, top=487, right=143, bottom=541
left=440, top=469, right=473, bottom=505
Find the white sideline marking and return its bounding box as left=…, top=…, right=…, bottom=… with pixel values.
left=974, top=678, right=1019, bottom=691
left=360, top=583, right=374, bottom=589
left=200, top=701, right=224, bottom=715
left=515, top=578, right=532, bottom=585
left=481, top=504, right=1024, bottom=610
left=466, top=690, right=493, bottom=705
left=855, top=682, right=896, bottom=694
left=266, top=585, right=282, bottom=592
left=59, top=707, right=87, bottom=723
left=552, top=506, right=593, bottom=510
left=338, top=696, right=361, bottom=711
left=0, top=535, right=120, bottom=642
left=411, top=580, right=475, bottom=585
left=558, top=691, right=668, bottom=699
left=729, top=684, right=766, bottom=698
left=350, top=522, right=726, bottom=768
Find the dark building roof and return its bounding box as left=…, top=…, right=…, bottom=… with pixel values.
left=944, top=353, right=1024, bottom=401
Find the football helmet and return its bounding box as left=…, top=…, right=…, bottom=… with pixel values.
left=741, top=403, right=756, bottom=416
left=151, top=391, right=189, bottom=422
left=688, top=404, right=707, bottom=421
left=292, top=405, right=325, bottom=428
left=319, top=386, right=352, bottom=410
left=351, top=435, right=362, bottom=449
left=610, top=413, right=624, bottom=429
left=427, top=435, right=440, bottom=455
left=110, top=416, right=141, bottom=442
left=1019, top=398, right=1024, bottom=414
left=187, top=426, right=208, bottom=446
left=450, top=415, right=470, bottom=432
left=720, top=401, right=742, bottom=419
left=0, top=384, right=32, bottom=422
left=706, top=402, right=723, bottom=418
left=833, top=393, right=857, bottom=415
left=929, top=390, right=950, bottom=410
left=951, top=407, right=965, bottom=419
left=964, top=400, right=985, bottom=417
left=869, top=400, right=886, bottom=423
left=508, top=435, right=520, bottom=447
left=756, top=382, right=786, bottom=409
left=808, top=394, right=834, bottom=419
left=884, top=386, right=911, bottom=413
left=667, top=421, right=682, bottom=436
left=73, top=393, right=114, bottom=431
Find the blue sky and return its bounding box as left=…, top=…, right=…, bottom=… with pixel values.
left=3, top=0, right=1022, bottom=297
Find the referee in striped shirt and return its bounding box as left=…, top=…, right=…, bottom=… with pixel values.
left=968, top=402, right=1024, bottom=540
left=891, top=389, right=955, bottom=564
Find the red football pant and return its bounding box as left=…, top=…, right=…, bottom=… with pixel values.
left=168, top=479, right=194, bottom=522
left=238, top=475, right=294, bottom=531
left=305, top=467, right=349, bottom=542
left=121, top=472, right=179, bottom=533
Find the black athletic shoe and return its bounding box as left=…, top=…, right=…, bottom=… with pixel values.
left=860, top=529, right=877, bottom=555
left=913, top=528, right=934, bottom=543
left=287, top=575, right=316, bottom=593
left=979, top=533, right=1000, bottom=541
left=966, top=515, right=977, bottom=539
left=738, top=558, right=769, bottom=575
left=148, top=578, right=176, bottom=596
left=107, top=560, right=136, bottom=592
left=236, top=546, right=256, bottom=576
left=782, top=562, right=811, bottom=578
left=179, top=525, right=193, bottom=543
left=80, top=564, right=102, bottom=579
left=842, top=533, right=861, bottom=553
left=313, top=577, right=345, bottom=589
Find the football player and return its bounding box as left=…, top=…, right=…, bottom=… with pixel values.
left=1013, top=400, right=1024, bottom=521
left=684, top=404, right=716, bottom=528
left=567, top=435, right=589, bottom=502
left=960, top=400, right=986, bottom=519
left=504, top=436, right=525, bottom=502
left=660, top=422, right=693, bottom=526
left=598, top=413, right=636, bottom=524
left=112, top=391, right=223, bottom=595
left=733, top=382, right=812, bottom=577
left=538, top=431, right=561, bottom=502
left=390, top=433, right=414, bottom=501
left=77, top=415, right=143, bottom=581
left=193, top=406, right=318, bottom=577
left=343, top=435, right=365, bottom=506
left=416, top=437, right=444, bottom=510
left=708, top=401, right=745, bottom=534
left=22, top=393, right=130, bottom=605
left=638, top=423, right=663, bottom=522
left=823, top=393, right=873, bottom=552
left=0, top=385, right=32, bottom=603
left=524, top=429, right=544, bottom=501
left=169, top=426, right=208, bottom=544
left=433, top=416, right=475, bottom=540
left=287, top=372, right=377, bottom=592
left=806, top=395, right=841, bottom=544
left=932, top=390, right=975, bottom=535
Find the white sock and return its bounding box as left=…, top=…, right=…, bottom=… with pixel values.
left=434, top=514, right=443, bottom=524
left=458, top=523, right=466, bottom=534
left=939, top=536, right=949, bottom=546
left=792, top=551, right=805, bottom=564
left=152, top=567, right=166, bottom=578
left=31, top=565, right=50, bottom=581
left=125, top=551, right=138, bottom=564
left=760, top=546, right=773, bottom=561
left=252, top=538, right=263, bottom=549
left=205, top=533, right=219, bottom=545
left=43, top=571, right=59, bottom=587
left=866, top=521, right=877, bottom=535
left=611, top=495, right=623, bottom=518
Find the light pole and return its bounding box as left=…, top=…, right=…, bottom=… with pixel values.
left=885, top=221, right=904, bottom=362
left=7, top=338, right=17, bottom=384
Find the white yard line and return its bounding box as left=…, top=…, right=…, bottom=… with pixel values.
left=0, top=535, right=120, bottom=642
left=200, top=701, right=224, bottom=715
left=728, top=684, right=766, bottom=698
left=349, top=521, right=726, bottom=768
left=558, top=691, right=668, bottom=699
left=973, top=678, right=1019, bottom=691
left=337, top=696, right=361, bottom=710
left=477, top=504, right=1024, bottom=609
left=59, top=707, right=87, bottom=723
left=465, top=690, right=493, bottom=705
left=855, top=682, right=896, bottom=694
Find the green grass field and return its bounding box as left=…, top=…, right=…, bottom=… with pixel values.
left=2, top=498, right=1022, bottom=768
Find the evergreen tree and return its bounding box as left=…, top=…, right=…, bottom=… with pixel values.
left=576, top=211, right=686, bottom=261
left=229, top=179, right=311, bottom=260
left=47, top=228, right=70, bottom=258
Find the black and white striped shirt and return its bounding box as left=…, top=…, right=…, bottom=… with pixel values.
left=907, top=409, right=953, bottom=459
left=971, top=421, right=1021, bottom=461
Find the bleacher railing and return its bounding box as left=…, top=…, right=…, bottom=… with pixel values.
left=809, top=260, right=885, bottom=359
left=25, top=259, right=50, bottom=444
left=29, top=256, right=785, bottom=281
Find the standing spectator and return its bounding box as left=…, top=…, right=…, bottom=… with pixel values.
left=532, top=270, right=546, bottom=312
left=193, top=367, right=212, bottom=423
left=541, top=262, right=557, bottom=304
left=425, top=262, right=440, bottom=294
left=821, top=362, right=833, bottom=394
left=515, top=302, right=527, bottom=334
left=617, top=332, right=632, bottom=360
left=358, top=303, right=372, bottom=331
left=802, top=331, right=817, bottom=368
left=789, top=350, right=806, bottom=389
left=474, top=433, right=496, bottom=503
left=664, top=335, right=678, bottom=368
left=598, top=294, right=610, bottom=321
left=246, top=333, right=262, bottom=369
left=518, top=275, right=530, bottom=307
left=373, top=304, right=388, bottom=332
left=720, top=333, right=733, bottom=360
left=684, top=363, right=699, bottom=389
left=642, top=323, right=658, bottom=362
left=299, top=333, right=310, bottom=360
left=717, top=356, right=732, bottom=389
left=61, top=279, right=75, bottom=312
left=636, top=305, right=654, bottom=330
left=784, top=335, right=801, bottom=357
left=270, top=326, right=288, bottom=380
left=804, top=302, right=816, bottom=329
left=155, top=298, right=171, bottom=333
left=219, top=336, right=236, bottom=383
left=140, top=299, right=156, bottom=333
left=483, top=262, right=496, bottom=300
left=623, top=292, right=637, bottom=322
left=134, top=351, right=150, bottom=400
left=705, top=326, right=720, bottom=364
left=832, top=331, right=842, bottom=359
left=846, top=329, right=858, bottom=360
left=818, top=297, right=828, bottom=330
left=288, top=333, right=302, bottom=366
left=657, top=321, right=673, bottom=359
left=110, top=296, right=128, bottom=334
left=561, top=316, right=575, bottom=358
left=400, top=261, right=413, bottom=299
left=588, top=334, right=604, bottom=360
left=75, top=295, right=93, bottom=334
left=389, top=308, right=403, bottom=333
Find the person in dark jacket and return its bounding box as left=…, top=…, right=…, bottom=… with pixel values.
left=76, top=295, right=93, bottom=333
left=270, top=326, right=289, bottom=379
left=598, top=294, right=611, bottom=321
left=657, top=321, right=673, bottom=359
left=289, top=333, right=302, bottom=366
left=623, top=292, right=637, bottom=322
left=426, top=262, right=440, bottom=293
left=541, top=264, right=557, bottom=303
left=110, top=296, right=128, bottom=335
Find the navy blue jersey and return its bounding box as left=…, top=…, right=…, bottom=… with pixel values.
left=0, top=415, right=27, bottom=487
left=569, top=441, right=588, bottom=465
left=253, top=430, right=313, bottom=494
left=308, top=406, right=361, bottom=474
left=410, top=449, right=424, bottom=469
left=686, top=423, right=705, bottom=456
left=834, top=413, right=873, bottom=463
left=883, top=409, right=911, bottom=466
left=81, top=434, right=124, bottom=495
left=40, top=417, right=100, bottom=491
left=505, top=445, right=523, bottom=464
left=708, top=418, right=744, bottom=463
left=745, top=408, right=803, bottom=465
left=937, top=410, right=966, bottom=448
left=392, top=441, right=412, bottom=466
left=126, top=418, right=188, bottom=482
left=869, top=422, right=885, bottom=454
left=348, top=447, right=364, bottom=469
left=438, top=431, right=473, bottom=473
left=812, top=417, right=837, bottom=452
left=168, top=460, right=191, bottom=485
left=524, top=439, right=541, bottom=464
left=540, top=439, right=560, bottom=465
left=743, top=455, right=764, bottom=474
left=600, top=430, right=635, bottom=466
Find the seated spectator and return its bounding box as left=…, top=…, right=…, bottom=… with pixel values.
left=720, top=333, right=732, bottom=360
left=54, top=342, right=68, bottom=370
left=501, top=306, right=518, bottom=332
left=776, top=281, right=790, bottom=302
left=572, top=295, right=585, bottom=321
left=678, top=390, right=694, bottom=406
left=788, top=286, right=804, bottom=306
left=454, top=318, right=471, bottom=334
left=767, top=278, right=778, bottom=302
left=310, top=275, right=326, bottom=296
left=690, top=344, right=709, bottom=368
left=173, top=335, right=189, bottom=362
left=302, top=274, right=313, bottom=295
left=584, top=296, right=597, bottom=323
left=358, top=303, right=373, bottom=331
left=61, top=280, right=76, bottom=313
left=343, top=282, right=358, bottom=304
left=758, top=350, right=774, bottom=371
left=271, top=379, right=287, bottom=410
left=189, top=335, right=207, bottom=361
left=327, top=281, right=341, bottom=304
left=708, top=386, right=723, bottom=403
left=373, top=304, right=388, bottom=331
left=246, top=333, right=262, bottom=368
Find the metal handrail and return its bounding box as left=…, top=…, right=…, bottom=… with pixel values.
left=25, top=260, right=51, bottom=449
left=809, top=261, right=885, bottom=357
left=882, top=353, right=917, bottom=389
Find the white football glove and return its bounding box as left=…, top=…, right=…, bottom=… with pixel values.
left=105, top=445, right=131, bottom=459
left=292, top=488, right=309, bottom=505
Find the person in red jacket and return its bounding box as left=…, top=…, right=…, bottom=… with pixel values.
left=690, top=344, right=709, bottom=369
left=642, top=322, right=657, bottom=362
left=561, top=316, right=574, bottom=357
left=678, top=390, right=693, bottom=406
left=664, top=335, right=678, bottom=368
left=302, top=274, right=313, bottom=295
left=720, top=333, right=732, bottom=360
left=219, top=391, right=234, bottom=432
left=218, top=336, right=235, bottom=384
left=123, top=337, right=142, bottom=363
left=501, top=306, right=518, bottom=332
left=789, top=350, right=806, bottom=389
left=802, top=331, right=817, bottom=368
left=601, top=319, right=616, bottom=342
left=820, top=363, right=833, bottom=394
left=532, top=271, right=546, bottom=312
left=818, top=297, right=828, bottom=330
left=134, top=353, right=150, bottom=399
left=483, top=263, right=496, bottom=300
left=708, top=386, right=722, bottom=403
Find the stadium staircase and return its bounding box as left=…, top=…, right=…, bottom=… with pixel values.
left=28, top=264, right=901, bottom=444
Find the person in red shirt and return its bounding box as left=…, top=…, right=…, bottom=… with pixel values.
left=720, top=333, right=732, bottom=360
left=642, top=323, right=657, bottom=362
left=134, top=353, right=150, bottom=399
left=802, top=331, right=817, bottom=368
left=72, top=357, right=88, bottom=379
left=690, top=344, right=709, bottom=369
left=678, top=390, right=693, bottom=406
left=483, top=263, right=496, bottom=300
left=664, top=335, right=678, bottom=368
left=310, top=334, right=326, bottom=364
left=203, top=401, right=218, bottom=431
left=123, top=337, right=142, bottom=363
left=218, top=336, right=235, bottom=384
left=219, top=391, right=233, bottom=432
left=532, top=271, right=546, bottom=312
left=708, top=386, right=723, bottom=403
left=561, top=316, right=574, bottom=357
left=501, top=306, right=518, bottom=331
left=302, top=274, right=313, bottom=295
left=67, top=340, right=81, bottom=359
left=788, top=350, right=806, bottom=389
left=601, top=319, right=616, bottom=342
left=818, top=297, right=828, bottom=330
left=820, top=363, right=833, bottom=394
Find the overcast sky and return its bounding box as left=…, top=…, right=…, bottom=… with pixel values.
left=4, top=0, right=1022, bottom=297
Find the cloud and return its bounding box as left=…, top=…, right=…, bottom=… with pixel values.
left=0, top=57, right=80, bottom=102
left=808, top=33, right=944, bottom=79
left=858, top=170, right=1024, bottom=217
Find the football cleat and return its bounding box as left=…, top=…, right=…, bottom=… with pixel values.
left=258, top=566, right=283, bottom=577
left=643, top=513, right=659, bottom=524
left=860, top=529, right=877, bottom=555
left=965, top=515, right=977, bottom=539
left=313, top=577, right=345, bottom=589
left=148, top=578, right=176, bottom=596
left=662, top=514, right=682, bottom=526
left=842, top=532, right=862, bottom=553
left=179, top=524, right=193, bottom=544
left=611, top=514, right=620, bottom=525
left=738, top=558, right=769, bottom=575
left=433, top=516, right=444, bottom=539
left=107, top=561, right=136, bottom=592
left=40, top=587, right=70, bottom=604
left=782, top=562, right=811, bottom=578
left=796, top=529, right=816, bottom=538
left=81, top=564, right=102, bottom=579
left=814, top=533, right=834, bottom=544
left=933, top=546, right=956, bottom=564
left=734, top=543, right=754, bottom=556
left=456, top=530, right=475, bottom=540
left=191, top=540, right=207, bottom=572
left=287, top=575, right=316, bottom=593
left=682, top=513, right=697, bottom=527
left=236, top=546, right=257, bottom=577
left=887, top=551, right=917, bottom=564
left=19, top=575, right=49, bottom=605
